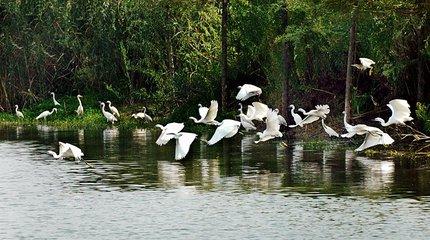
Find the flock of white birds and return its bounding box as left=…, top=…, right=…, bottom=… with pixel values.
left=10, top=58, right=414, bottom=163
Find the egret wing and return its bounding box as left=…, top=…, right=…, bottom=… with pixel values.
left=252, top=102, right=268, bottom=120
left=175, top=133, right=197, bottom=160
left=388, top=99, right=413, bottom=123
left=207, top=120, right=238, bottom=145
left=204, top=100, right=218, bottom=122
left=198, top=106, right=209, bottom=119
left=246, top=105, right=256, bottom=119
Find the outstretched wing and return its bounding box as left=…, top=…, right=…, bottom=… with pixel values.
left=388, top=99, right=413, bottom=124
left=175, top=133, right=197, bottom=160
left=204, top=100, right=218, bottom=122
left=156, top=123, right=184, bottom=146
left=265, top=109, right=280, bottom=133
left=236, top=84, right=262, bottom=101
left=315, top=104, right=330, bottom=116
left=68, top=144, right=84, bottom=160
left=246, top=105, right=256, bottom=119
left=207, top=121, right=237, bottom=145
left=198, top=106, right=209, bottom=120
left=252, top=102, right=269, bottom=121
left=359, top=58, right=375, bottom=67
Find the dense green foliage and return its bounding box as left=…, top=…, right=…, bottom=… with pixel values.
left=0, top=0, right=428, bottom=127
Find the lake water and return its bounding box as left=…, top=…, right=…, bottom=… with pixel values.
left=1, top=126, right=429, bottom=239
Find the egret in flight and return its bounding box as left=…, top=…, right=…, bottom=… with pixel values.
left=15, top=105, right=24, bottom=118
left=236, top=84, right=262, bottom=101
left=169, top=132, right=197, bottom=160
left=204, top=119, right=241, bottom=145
left=189, top=100, right=220, bottom=125
left=373, top=99, right=413, bottom=126
left=255, top=109, right=283, bottom=143
left=290, top=105, right=330, bottom=128
left=36, top=108, right=57, bottom=120
left=246, top=102, right=268, bottom=121
left=106, top=101, right=120, bottom=117
left=238, top=103, right=256, bottom=131
left=155, top=122, right=185, bottom=146
left=352, top=58, right=376, bottom=75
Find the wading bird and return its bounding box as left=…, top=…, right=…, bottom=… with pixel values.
left=290, top=105, right=330, bottom=128
left=189, top=100, right=219, bottom=125
left=352, top=58, right=376, bottom=75
left=289, top=105, right=303, bottom=126
left=169, top=132, right=197, bottom=160
left=15, top=105, right=24, bottom=118
left=321, top=118, right=339, bottom=137
left=76, top=94, right=84, bottom=116
left=373, top=99, right=413, bottom=126
left=36, top=108, right=57, bottom=120
left=255, top=109, right=283, bottom=143
left=50, top=92, right=61, bottom=106
left=132, top=107, right=153, bottom=121
left=204, top=119, right=241, bottom=145
left=100, top=102, right=117, bottom=124
left=106, top=100, right=120, bottom=117
left=48, top=142, right=84, bottom=161
left=238, top=103, right=256, bottom=131
left=155, top=122, right=185, bottom=146
left=236, top=84, right=262, bottom=101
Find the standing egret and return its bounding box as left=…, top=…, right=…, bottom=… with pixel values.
left=76, top=94, right=84, bottom=116
left=238, top=103, right=256, bottom=131
left=132, top=107, right=153, bottom=121
left=155, top=122, right=185, bottom=146
left=321, top=118, right=339, bottom=137
left=373, top=99, right=413, bottom=126
left=169, top=132, right=198, bottom=160
left=246, top=102, right=269, bottom=121
left=290, top=105, right=330, bottom=128
left=236, top=84, right=262, bottom=101
left=100, top=102, right=117, bottom=124
left=36, top=108, right=57, bottom=120
left=106, top=100, right=120, bottom=117
left=204, top=119, right=241, bottom=145
left=289, top=105, right=303, bottom=126
left=47, top=142, right=84, bottom=161
left=15, top=105, right=24, bottom=118
left=352, top=58, right=376, bottom=75
left=50, top=92, right=61, bottom=106
left=255, top=109, right=283, bottom=143
left=189, top=100, right=220, bottom=125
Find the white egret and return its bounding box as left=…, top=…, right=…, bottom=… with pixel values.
left=236, top=84, right=262, bottom=101
left=255, top=109, right=283, bottom=143
left=189, top=100, right=220, bottom=125
left=204, top=119, right=241, bottom=145
left=352, top=58, right=376, bottom=75
left=169, top=132, right=197, bottom=160
left=132, top=107, right=153, bottom=121
left=15, top=105, right=24, bottom=118
left=246, top=102, right=268, bottom=121
left=238, top=103, right=256, bottom=131
left=100, top=102, right=117, bottom=124
left=36, top=108, right=57, bottom=120
left=355, top=129, right=394, bottom=152
left=76, top=94, right=84, bottom=116
left=47, top=142, right=84, bottom=161
left=290, top=105, right=330, bottom=128
left=50, top=92, right=61, bottom=106
left=106, top=100, right=120, bottom=117
left=373, top=99, right=413, bottom=126
left=321, top=118, right=339, bottom=137
left=289, top=104, right=303, bottom=125
left=274, top=109, right=288, bottom=127
left=155, top=122, right=185, bottom=146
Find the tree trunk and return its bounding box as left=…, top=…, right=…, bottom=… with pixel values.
left=0, top=73, right=11, bottom=111
left=221, top=0, right=228, bottom=111
left=344, top=1, right=358, bottom=122
left=281, top=4, right=294, bottom=117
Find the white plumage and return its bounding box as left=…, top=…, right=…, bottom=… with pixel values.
left=352, top=58, right=376, bottom=75
left=47, top=142, right=84, bottom=161
left=246, top=102, right=268, bottom=121
left=106, top=100, right=120, bottom=117
left=100, top=102, right=117, bottom=124
left=189, top=100, right=220, bottom=125
left=15, top=105, right=24, bottom=118
left=171, top=132, right=197, bottom=160
left=289, top=104, right=303, bottom=125
left=76, top=94, right=84, bottom=116
left=51, top=92, right=61, bottom=106
left=155, top=122, right=185, bottom=146
left=373, top=99, right=413, bottom=126
left=205, top=119, right=241, bottom=145
left=238, top=103, right=256, bottom=131
left=255, top=109, right=283, bottom=143
left=236, top=84, right=262, bottom=101
left=275, top=109, right=288, bottom=127
left=355, top=130, right=394, bottom=152
left=290, top=105, right=330, bottom=128
left=36, top=108, right=57, bottom=120
left=132, top=107, right=153, bottom=121
left=321, top=118, right=339, bottom=137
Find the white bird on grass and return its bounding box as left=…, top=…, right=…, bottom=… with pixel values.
left=321, top=118, right=339, bottom=137
left=290, top=105, right=330, bottom=128
left=132, top=107, right=153, bottom=121
left=246, top=102, right=268, bottom=121
left=352, top=58, right=376, bottom=75
left=76, top=94, right=84, bottom=116
left=155, top=122, right=185, bottom=146
left=47, top=142, right=84, bottom=161
left=15, top=105, right=24, bottom=118
left=203, top=119, right=241, bottom=145
left=50, top=92, right=61, bottom=106
left=106, top=100, right=120, bottom=117
left=289, top=104, right=303, bottom=126
left=189, top=100, right=220, bottom=125
left=236, top=84, right=262, bottom=101
left=255, top=109, right=283, bottom=143
left=36, top=108, right=57, bottom=120
left=168, top=132, right=198, bottom=160
left=100, top=102, right=117, bottom=124
left=238, top=103, right=256, bottom=131
left=373, top=99, right=413, bottom=126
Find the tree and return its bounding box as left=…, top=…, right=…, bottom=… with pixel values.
left=221, top=0, right=229, bottom=111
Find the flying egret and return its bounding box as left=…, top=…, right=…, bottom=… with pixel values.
left=189, top=100, right=220, bottom=125
left=76, top=94, right=84, bottom=116
left=50, top=92, right=61, bottom=106
left=355, top=129, right=394, bottom=152
left=106, top=100, right=120, bottom=117
left=47, top=142, right=84, bottom=161
left=100, top=102, right=117, bottom=124
left=204, top=119, right=241, bottom=145
left=169, top=132, right=197, bottom=160
left=373, top=99, right=413, bottom=126
left=289, top=105, right=303, bottom=126
left=246, top=102, right=269, bottom=121
left=132, top=107, right=153, bottom=121
left=352, top=58, right=376, bottom=75
left=274, top=109, right=288, bottom=127
left=236, top=84, right=262, bottom=101
left=238, top=103, right=256, bottom=131
left=321, top=118, right=339, bottom=137
left=155, top=122, right=185, bottom=146
left=255, top=109, right=283, bottom=143
left=290, top=105, right=330, bottom=128
left=15, top=105, right=24, bottom=118
left=36, top=108, right=57, bottom=120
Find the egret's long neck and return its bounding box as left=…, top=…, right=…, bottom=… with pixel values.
left=77, top=97, right=82, bottom=106
left=290, top=105, right=295, bottom=115
left=50, top=109, right=55, bottom=114
left=108, top=102, right=112, bottom=108
left=52, top=93, right=56, bottom=101
left=343, top=113, right=352, bottom=129
left=189, top=117, right=199, bottom=123
left=143, top=107, right=146, bottom=114
left=101, top=104, right=106, bottom=113
left=375, top=118, right=387, bottom=126
left=238, top=104, right=243, bottom=115
left=15, top=106, right=19, bottom=112
left=47, top=151, right=60, bottom=159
